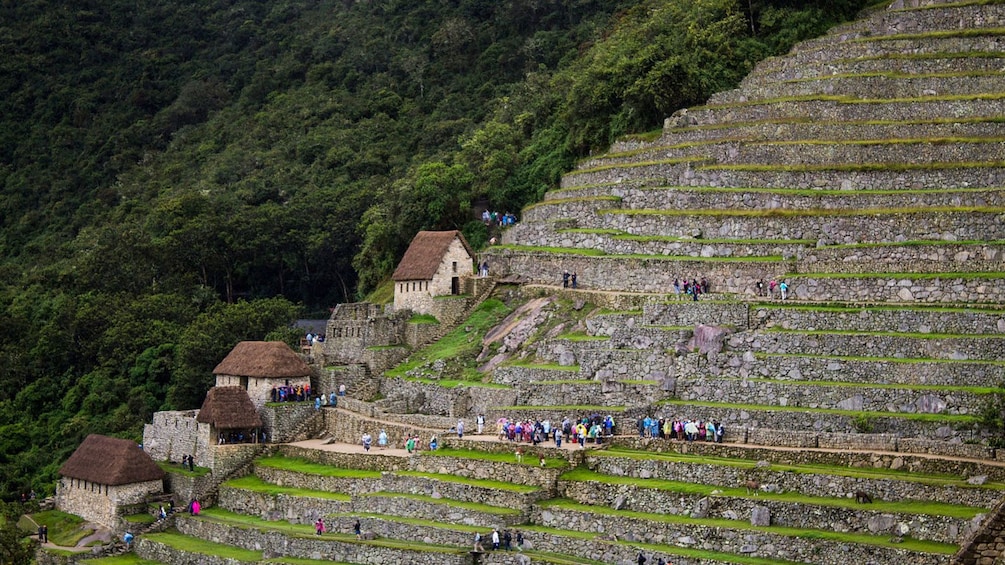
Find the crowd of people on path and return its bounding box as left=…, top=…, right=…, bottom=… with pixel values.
left=271, top=384, right=311, bottom=403
left=672, top=277, right=711, bottom=301
left=496, top=415, right=616, bottom=449
left=637, top=415, right=724, bottom=443
left=756, top=279, right=789, bottom=300
left=474, top=528, right=526, bottom=552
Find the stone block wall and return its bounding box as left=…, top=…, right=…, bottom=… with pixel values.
left=143, top=410, right=200, bottom=463
left=317, top=364, right=374, bottom=401
left=56, top=479, right=162, bottom=529
left=259, top=403, right=318, bottom=443
left=753, top=306, right=1005, bottom=335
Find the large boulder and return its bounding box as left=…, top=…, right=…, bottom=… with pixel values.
left=687, top=325, right=732, bottom=355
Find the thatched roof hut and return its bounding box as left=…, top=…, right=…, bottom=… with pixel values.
left=213, top=341, right=310, bottom=378
left=196, top=386, right=263, bottom=429
left=392, top=230, right=474, bottom=281
left=58, top=434, right=164, bottom=486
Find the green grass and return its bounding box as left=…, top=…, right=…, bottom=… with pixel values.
left=667, top=114, right=1005, bottom=132
left=536, top=379, right=601, bottom=385
left=495, top=244, right=786, bottom=262
left=254, top=457, right=382, bottom=478
left=739, top=377, right=1000, bottom=395
left=398, top=376, right=512, bottom=389
left=407, top=313, right=439, bottom=324
left=28, top=510, right=92, bottom=547
left=560, top=468, right=986, bottom=518
left=362, top=279, right=394, bottom=305
left=556, top=331, right=610, bottom=341
left=761, top=327, right=1005, bottom=339
left=537, top=499, right=958, bottom=554
left=788, top=271, right=1005, bottom=280
left=158, top=460, right=211, bottom=478
left=783, top=70, right=1005, bottom=82
left=122, top=513, right=157, bottom=524
left=423, top=447, right=569, bottom=468
left=823, top=238, right=1005, bottom=249
left=704, top=161, right=1005, bottom=173
left=143, top=532, right=262, bottom=561
left=502, top=360, right=581, bottom=371
left=757, top=352, right=1005, bottom=366
left=894, top=0, right=1005, bottom=11
left=859, top=26, right=1005, bottom=42
left=393, top=470, right=540, bottom=493
left=367, top=345, right=407, bottom=351
left=596, top=447, right=1003, bottom=489
left=384, top=298, right=512, bottom=380
left=523, top=195, right=622, bottom=210
left=694, top=91, right=1005, bottom=110
left=565, top=156, right=710, bottom=176
left=222, top=475, right=352, bottom=501
left=753, top=302, right=1005, bottom=315
left=657, top=398, right=978, bottom=425
left=601, top=205, right=1005, bottom=217
left=358, top=491, right=521, bottom=515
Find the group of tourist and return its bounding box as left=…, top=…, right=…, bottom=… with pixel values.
left=474, top=528, right=525, bottom=552
left=672, top=277, right=710, bottom=301
left=755, top=279, right=789, bottom=300
left=637, top=416, right=724, bottom=443
left=481, top=210, right=517, bottom=226
left=496, top=415, right=616, bottom=449
left=271, top=384, right=311, bottom=403
left=304, top=332, right=326, bottom=344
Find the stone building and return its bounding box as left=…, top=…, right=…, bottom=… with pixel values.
left=56, top=434, right=164, bottom=528
left=197, top=386, right=264, bottom=445
left=392, top=230, right=475, bottom=315
left=213, top=341, right=311, bottom=408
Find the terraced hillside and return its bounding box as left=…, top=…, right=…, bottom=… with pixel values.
left=123, top=3, right=1005, bottom=565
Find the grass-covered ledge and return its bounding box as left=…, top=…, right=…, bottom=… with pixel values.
left=421, top=447, right=569, bottom=469
left=254, top=457, right=382, bottom=479
left=222, top=475, right=352, bottom=501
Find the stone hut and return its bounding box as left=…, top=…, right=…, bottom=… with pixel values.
left=56, top=434, right=165, bottom=528
left=392, top=230, right=476, bottom=315
left=213, top=341, right=311, bottom=408
left=197, top=386, right=264, bottom=445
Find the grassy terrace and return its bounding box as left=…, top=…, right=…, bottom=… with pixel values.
left=752, top=301, right=1005, bottom=314
left=393, top=470, right=541, bottom=493
left=599, top=205, right=1005, bottom=216
left=759, top=327, right=1005, bottom=339
left=718, top=376, right=1000, bottom=395
left=692, top=91, right=1005, bottom=110
left=255, top=457, right=382, bottom=478
left=593, top=447, right=1005, bottom=490
left=523, top=195, right=621, bottom=210
left=502, top=360, right=582, bottom=371
left=556, top=331, right=611, bottom=341
left=894, top=0, right=1005, bottom=12
left=856, top=26, right=1005, bottom=42
left=190, top=508, right=468, bottom=555
left=657, top=399, right=978, bottom=425
left=422, top=447, right=570, bottom=469
left=358, top=491, right=522, bottom=515
left=493, top=244, right=786, bottom=262
left=565, top=156, right=711, bottom=176
left=222, top=476, right=351, bottom=501
left=837, top=51, right=1005, bottom=63
left=700, top=161, right=1005, bottom=172
left=536, top=500, right=958, bottom=554
left=143, top=532, right=263, bottom=561
left=398, top=376, right=511, bottom=389
left=757, top=352, right=1005, bottom=366
left=80, top=556, right=163, bottom=565
left=782, top=70, right=1005, bottom=82
left=560, top=468, right=986, bottom=518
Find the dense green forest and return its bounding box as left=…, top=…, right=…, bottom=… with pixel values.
left=0, top=0, right=867, bottom=499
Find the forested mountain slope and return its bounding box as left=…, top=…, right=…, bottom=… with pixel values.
left=0, top=0, right=865, bottom=498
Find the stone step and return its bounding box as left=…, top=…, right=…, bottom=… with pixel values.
left=731, top=330, right=1005, bottom=362
left=543, top=185, right=1005, bottom=214
left=721, top=352, right=1005, bottom=388
left=743, top=55, right=1005, bottom=88
left=709, top=72, right=1005, bottom=105
left=532, top=501, right=956, bottom=565
left=587, top=209, right=1005, bottom=244
left=488, top=249, right=1005, bottom=302
left=652, top=117, right=1005, bottom=147
left=751, top=303, right=1005, bottom=334
left=588, top=447, right=1004, bottom=507
left=681, top=96, right=1005, bottom=132
left=657, top=397, right=977, bottom=441
left=174, top=513, right=472, bottom=564
left=675, top=376, right=987, bottom=416
left=582, top=138, right=1005, bottom=171
left=562, top=158, right=1005, bottom=191
left=559, top=470, right=979, bottom=544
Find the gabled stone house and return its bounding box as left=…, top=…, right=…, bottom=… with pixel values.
left=213, top=341, right=311, bottom=408
left=391, top=230, right=476, bottom=315
left=56, top=434, right=165, bottom=528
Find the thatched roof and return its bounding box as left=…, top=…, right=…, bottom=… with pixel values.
left=59, top=434, right=164, bottom=486
left=213, top=341, right=310, bottom=378
left=391, top=230, right=474, bottom=281
left=196, top=386, right=263, bottom=429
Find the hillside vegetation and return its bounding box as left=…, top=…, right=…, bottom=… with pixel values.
left=0, top=0, right=866, bottom=499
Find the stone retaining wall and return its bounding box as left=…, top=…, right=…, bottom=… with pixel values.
left=716, top=74, right=1005, bottom=105
left=173, top=518, right=469, bottom=565
left=516, top=380, right=662, bottom=408
left=722, top=354, right=1005, bottom=388
left=753, top=305, right=1005, bottom=335
left=745, top=56, right=1005, bottom=87
left=588, top=455, right=1003, bottom=507
left=676, top=376, right=983, bottom=415
left=559, top=479, right=974, bottom=544
left=532, top=505, right=953, bottom=565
